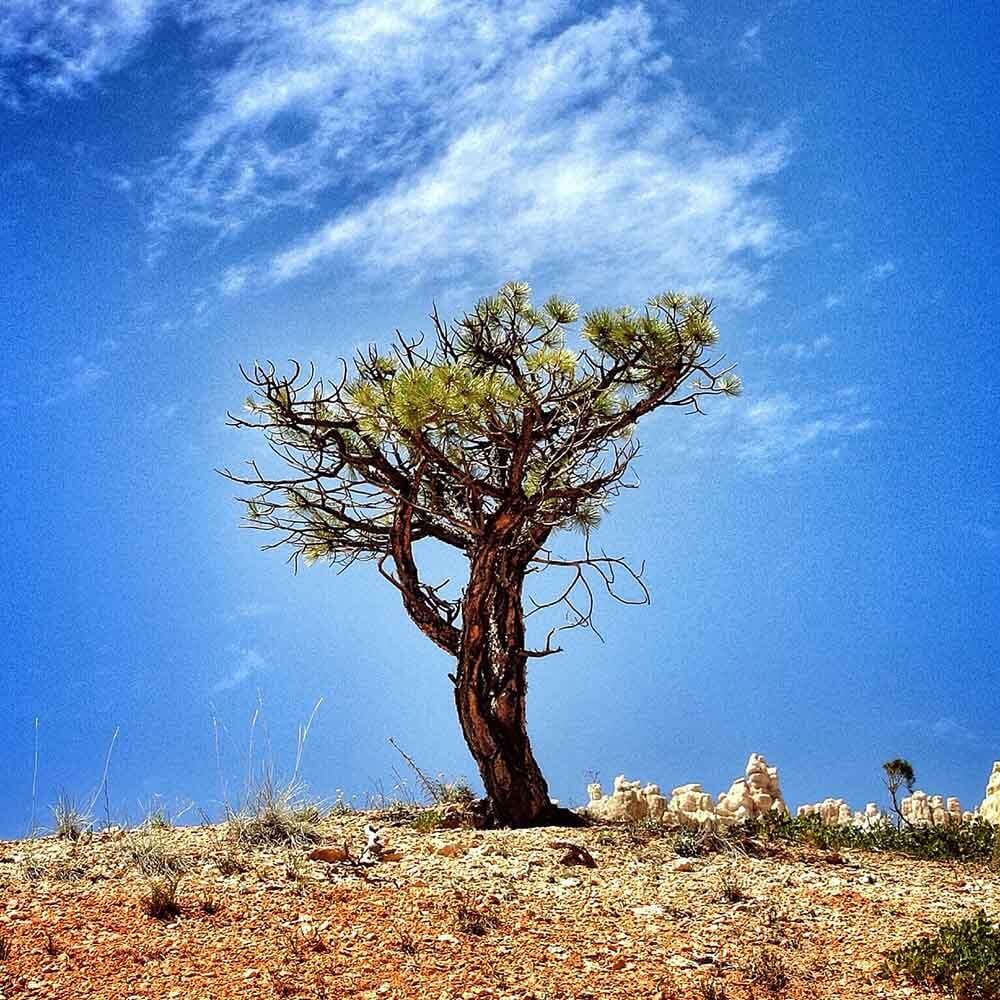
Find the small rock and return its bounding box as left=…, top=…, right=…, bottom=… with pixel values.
left=434, top=843, right=466, bottom=857
left=307, top=846, right=349, bottom=863
left=667, top=955, right=699, bottom=969
left=632, top=904, right=665, bottom=918
left=669, top=858, right=698, bottom=872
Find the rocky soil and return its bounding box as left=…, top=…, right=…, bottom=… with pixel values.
left=1, top=813, right=997, bottom=999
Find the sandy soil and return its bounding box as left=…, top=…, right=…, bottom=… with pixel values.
left=1, top=813, right=996, bottom=999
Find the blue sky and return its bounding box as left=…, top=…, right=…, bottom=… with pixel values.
left=1, top=0, right=997, bottom=837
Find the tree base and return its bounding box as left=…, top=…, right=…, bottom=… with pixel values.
left=474, top=798, right=588, bottom=830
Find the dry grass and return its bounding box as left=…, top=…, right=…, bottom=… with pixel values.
left=142, top=876, right=181, bottom=920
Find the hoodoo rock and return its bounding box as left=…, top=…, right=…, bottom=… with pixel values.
left=585, top=775, right=667, bottom=822
left=585, top=753, right=788, bottom=826
left=980, top=761, right=1000, bottom=824
left=667, top=783, right=717, bottom=827
left=715, top=753, right=789, bottom=824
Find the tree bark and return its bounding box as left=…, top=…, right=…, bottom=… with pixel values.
left=454, top=540, right=555, bottom=827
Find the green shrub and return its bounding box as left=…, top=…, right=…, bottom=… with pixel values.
left=746, top=814, right=996, bottom=862
left=885, top=911, right=1000, bottom=998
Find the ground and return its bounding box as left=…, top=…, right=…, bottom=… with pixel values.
left=1, top=813, right=996, bottom=999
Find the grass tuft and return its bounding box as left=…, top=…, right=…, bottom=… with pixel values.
left=143, top=876, right=182, bottom=920
left=51, top=793, right=92, bottom=840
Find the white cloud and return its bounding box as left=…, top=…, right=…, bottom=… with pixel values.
left=661, top=386, right=876, bottom=472
left=143, top=400, right=179, bottom=427
left=931, top=716, right=975, bottom=741
left=148, top=1, right=789, bottom=306
left=211, top=646, right=267, bottom=693
left=737, top=23, right=762, bottom=65
left=823, top=293, right=842, bottom=309
left=0, top=0, right=158, bottom=106
left=219, top=264, right=250, bottom=296
left=776, top=335, right=833, bottom=360
left=43, top=355, right=111, bottom=405
left=735, top=391, right=875, bottom=469
left=866, top=258, right=896, bottom=283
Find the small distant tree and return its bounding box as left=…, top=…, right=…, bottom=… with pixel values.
left=224, top=282, right=741, bottom=827
left=883, top=758, right=916, bottom=827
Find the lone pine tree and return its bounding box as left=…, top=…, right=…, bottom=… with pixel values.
left=226, top=282, right=741, bottom=827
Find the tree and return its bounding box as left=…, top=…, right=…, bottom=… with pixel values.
left=883, top=758, right=916, bottom=827
left=224, top=282, right=741, bottom=827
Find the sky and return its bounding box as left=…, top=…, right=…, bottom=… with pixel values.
left=1, top=0, right=998, bottom=838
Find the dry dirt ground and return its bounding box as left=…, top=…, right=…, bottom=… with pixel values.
left=1, top=813, right=997, bottom=1000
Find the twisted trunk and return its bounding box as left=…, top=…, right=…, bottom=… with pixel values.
left=454, top=540, right=553, bottom=827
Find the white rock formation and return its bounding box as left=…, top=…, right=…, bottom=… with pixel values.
left=585, top=775, right=666, bottom=822
left=980, top=761, right=1000, bottom=824
left=797, top=799, right=890, bottom=828
left=715, top=753, right=789, bottom=824
left=900, top=790, right=968, bottom=826
left=667, top=783, right=717, bottom=827
left=797, top=798, right=853, bottom=826
left=584, top=753, right=788, bottom=826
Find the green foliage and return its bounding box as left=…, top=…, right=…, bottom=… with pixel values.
left=232, top=281, right=740, bottom=574
left=883, top=758, right=916, bottom=790
left=885, top=911, right=1000, bottom=998
left=746, top=814, right=996, bottom=862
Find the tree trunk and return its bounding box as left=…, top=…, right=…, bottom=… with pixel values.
left=454, top=540, right=555, bottom=827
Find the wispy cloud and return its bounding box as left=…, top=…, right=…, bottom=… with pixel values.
left=0, top=0, right=158, bottom=107
left=824, top=293, right=842, bottom=309
left=736, top=391, right=874, bottom=469
left=43, top=355, right=111, bottom=406
left=932, top=716, right=976, bottom=741
left=865, top=258, right=897, bottom=283
left=146, top=1, right=789, bottom=306
left=775, top=335, right=833, bottom=360
left=737, top=23, right=763, bottom=65
left=661, top=385, right=876, bottom=472
left=219, top=264, right=250, bottom=297
left=211, top=646, right=267, bottom=693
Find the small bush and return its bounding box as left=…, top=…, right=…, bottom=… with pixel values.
left=885, top=911, right=1000, bottom=998
left=675, top=827, right=728, bottom=857
left=52, top=794, right=92, bottom=840
left=143, top=877, right=181, bottom=920
left=698, top=981, right=728, bottom=1000
left=0, top=933, right=10, bottom=961
left=228, top=776, right=323, bottom=848
left=745, top=947, right=788, bottom=993
left=120, top=829, right=189, bottom=877
left=19, top=843, right=89, bottom=882
left=411, top=809, right=442, bottom=833
left=454, top=892, right=498, bottom=937
left=720, top=865, right=746, bottom=904
left=199, top=894, right=222, bottom=915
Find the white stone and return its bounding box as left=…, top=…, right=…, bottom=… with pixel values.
left=584, top=775, right=666, bottom=822
left=715, top=754, right=788, bottom=825
left=980, top=761, right=1000, bottom=825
